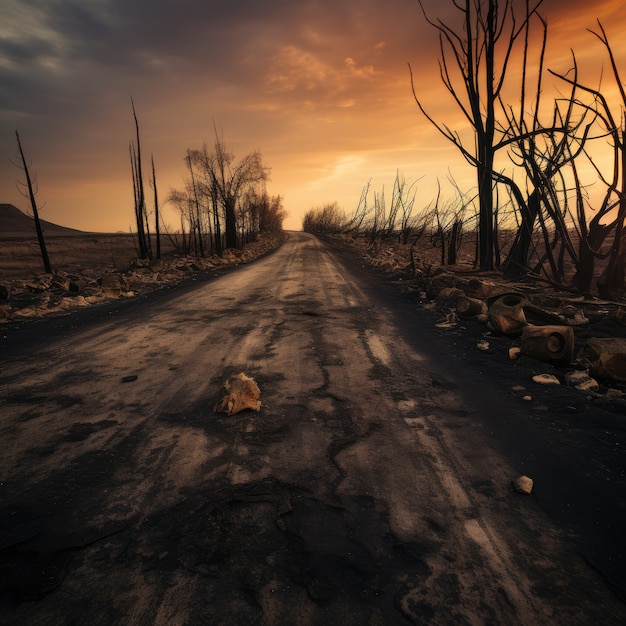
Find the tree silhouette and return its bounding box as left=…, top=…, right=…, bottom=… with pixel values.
left=14, top=131, right=51, bottom=273
left=412, top=0, right=545, bottom=270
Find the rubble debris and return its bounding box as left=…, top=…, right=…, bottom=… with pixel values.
left=512, top=475, right=534, bottom=494
left=488, top=293, right=529, bottom=335
left=523, top=304, right=565, bottom=327
left=561, top=305, right=589, bottom=326
left=435, top=312, right=459, bottom=329
left=456, top=295, right=488, bottom=318
left=436, top=287, right=465, bottom=306
left=532, top=373, right=560, bottom=385
left=487, top=293, right=576, bottom=337
left=509, top=347, right=522, bottom=360
left=578, top=337, right=626, bottom=383
left=214, top=372, right=261, bottom=415
left=606, top=388, right=625, bottom=399
left=98, top=273, right=124, bottom=298
left=426, top=271, right=463, bottom=300
left=520, top=325, right=574, bottom=366
left=476, top=340, right=490, bottom=351
left=564, top=370, right=599, bottom=392
left=0, top=232, right=287, bottom=323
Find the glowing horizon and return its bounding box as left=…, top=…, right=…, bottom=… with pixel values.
left=1, top=0, right=625, bottom=234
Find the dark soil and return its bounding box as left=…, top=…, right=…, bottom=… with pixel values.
left=327, top=237, right=626, bottom=601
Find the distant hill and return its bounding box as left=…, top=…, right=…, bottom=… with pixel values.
left=0, top=203, right=85, bottom=237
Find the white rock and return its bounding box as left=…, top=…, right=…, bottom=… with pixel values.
left=564, top=370, right=599, bottom=392
left=509, top=347, right=522, bottom=360
left=532, top=373, right=560, bottom=385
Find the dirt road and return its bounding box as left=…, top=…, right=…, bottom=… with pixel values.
left=1, top=232, right=624, bottom=624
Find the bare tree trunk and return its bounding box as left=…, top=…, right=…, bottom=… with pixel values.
left=15, top=131, right=51, bottom=273
left=225, top=197, right=238, bottom=249
left=503, top=190, right=540, bottom=278
left=130, top=98, right=149, bottom=260
left=151, top=155, right=161, bottom=260
left=447, top=219, right=462, bottom=265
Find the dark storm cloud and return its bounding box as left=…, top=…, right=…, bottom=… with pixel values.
left=3, top=0, right=620, bottom=232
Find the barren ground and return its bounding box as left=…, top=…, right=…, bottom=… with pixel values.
left=0, top=232, right=625, bottom=624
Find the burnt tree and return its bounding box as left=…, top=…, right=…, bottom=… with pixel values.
left=14, top=131, right=51, bottom=273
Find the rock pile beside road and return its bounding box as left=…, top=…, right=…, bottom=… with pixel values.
left=0, top=233, right=286, bottom=322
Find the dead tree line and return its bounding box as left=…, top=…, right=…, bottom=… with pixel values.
left=167, top=132, right=284, bottom=257
left=303, top=171, right=475, bottom=269
left=411, top=0, right=626, bottom=298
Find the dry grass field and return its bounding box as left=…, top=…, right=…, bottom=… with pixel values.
left=0, top=234, right=179, bottom=280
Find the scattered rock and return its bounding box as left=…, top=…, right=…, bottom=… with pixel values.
left=214, top=372, right=261, bottom=415
left=130, top=258, right=151, bottom=270
left=476, top=340, right=490, bottom=351
left=121, top=375, right=138, bottom=383
left=509, top=347, right=522, bottom=360
left=561, top=306, right=589, bottom=326
left=26, top=277, right=51, bottom=293
left=10, top=305, right=39, bottom=319
left=0, top=233, right=286, bottom=323
left=98, top=273, right=124, bottom=298
left=435, top=311, right=459, bottom=328
left=67, top=278, right=84, bottom=293
left=522, top=395, right=532, bottom=401
left=512, top=475, right=534, bottom=494
left=425, top=272, right=460, bottom=300
left=436, top=287, right=465, bottom=306
left=564, top=370, right=599, bottom=392
left=606, top=388, right=625, bottom=399
left=532, top=373, right=560, bottom=385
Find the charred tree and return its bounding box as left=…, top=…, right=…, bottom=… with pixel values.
left=130, top=99, right=150, bottom=260
left=412, top=0, right=546, bottom=270
left=549, top=22, right=626, bottom=297
left=151, top=155, right=161, bottom=260
left=14, top=131, right=51, bottom=273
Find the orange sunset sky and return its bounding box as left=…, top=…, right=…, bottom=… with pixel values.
left=1, top=0, right=626, bottom=233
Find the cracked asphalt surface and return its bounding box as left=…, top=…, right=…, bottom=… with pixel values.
left=1, top=231, right=625, bottom=624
